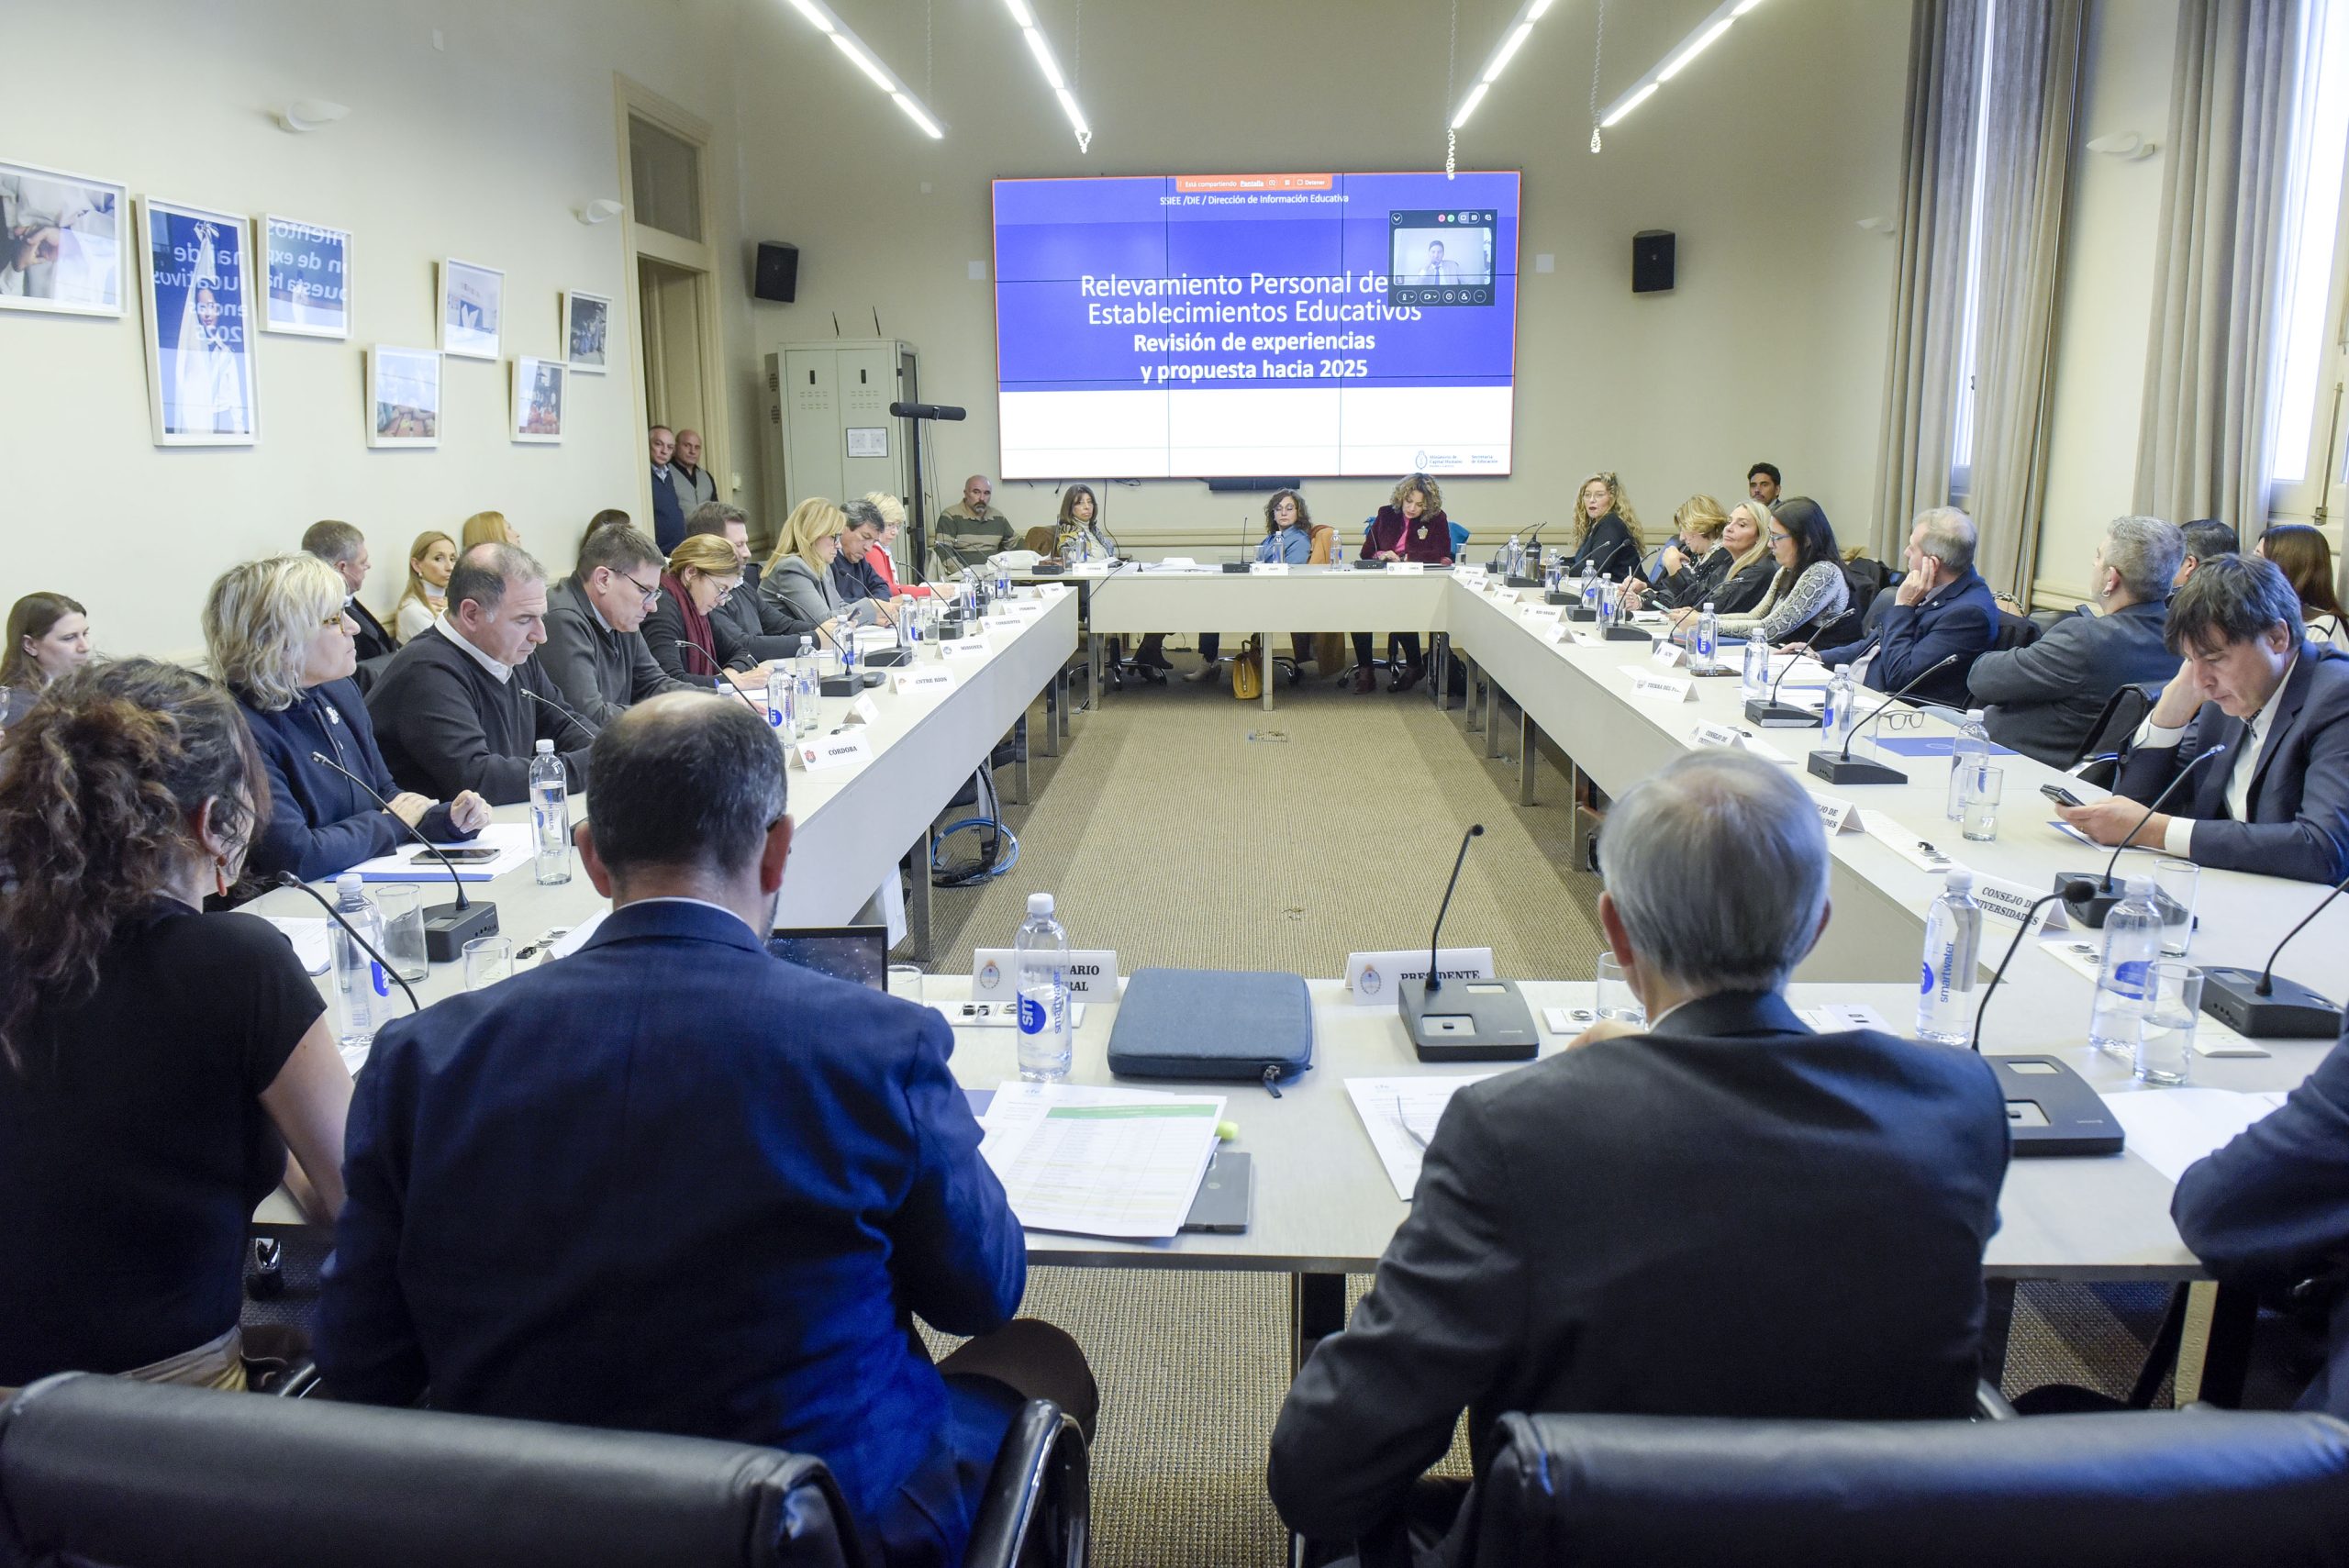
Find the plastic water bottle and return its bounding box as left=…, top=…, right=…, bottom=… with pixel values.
left=994, top=562, right=1012, bottom=603
left=2088, top=876, right=2165, bottom=1056
left=1579, top=568, right=1599, bottom=615
left=1741, top=634, right=1770, bottom=699
left=1693, top=603, right=1720, bottom=673
left=1330, top=539, right=1344, bottom=565
left=529, top=739, right=571, bottom=885
left=1822, top=664, right=1855, bottom=749
left=794, top=637, right=821, bottom=736
left=1917, top=869, right=1983, bottom=1045
left=330, top=873, right=389, bottom=1050
left=1014, top=892, right=1073, bottom=1081
left=764, top=664, right=792, bottom=735
left=1946, top=708, right=1992, bottom=821
left=1506, top=534, right=1523, bottom=578
left=1597, top=578, right=1620, bottom=634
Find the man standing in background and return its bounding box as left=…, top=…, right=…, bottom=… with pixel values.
left=672, top=429, right=719, bottom=515
left=649, top=425, right=685, bottom=554
left=935, top=474, right=1016, bottom=574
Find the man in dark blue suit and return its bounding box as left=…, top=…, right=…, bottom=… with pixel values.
left=1812, top=506, right=1999, bottom=710
left=1269, top=751, right=2010, bottom=1563
left=2174, top=1015, right=2349, bottom=1418
left=317, top=692, right=1094, bottom=1567
left=2059, top=554, right=2349, bottom=884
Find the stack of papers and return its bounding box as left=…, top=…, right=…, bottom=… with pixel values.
left=260, top=915, right=330, bottom=975
left=348, top=822, right=533, bottom=882
left=977, top=1082, right=1226, bottom=1239
left=1345, top=1075, right=1499, bottom=1200
left=2101, top=1087, right=2288, bottom=1183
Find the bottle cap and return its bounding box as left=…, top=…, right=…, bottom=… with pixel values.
left=1027, top=892, right=1054, bottom=917
left=2127, top=875, right=2157, bottom=895
left=335, top=873, right=362, bottom=897
left=1701, top=602, right=1715, bottom=611
left=535, top=738, right=554, bottom=753
left=1966, top=707, right=1986, bottom=721
left=1943, top=868, right=1975, bottom=892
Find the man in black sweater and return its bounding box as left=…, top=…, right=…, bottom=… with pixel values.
left=366, top=544, right=594, bottom=805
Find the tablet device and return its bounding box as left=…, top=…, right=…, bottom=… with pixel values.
left=767, top=925, right=888, bottom=991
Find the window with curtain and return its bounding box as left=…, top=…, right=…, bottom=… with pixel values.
left=2265, top=0, right=2349, bottom=525
left=1948, top=0, right=2001, bottom=503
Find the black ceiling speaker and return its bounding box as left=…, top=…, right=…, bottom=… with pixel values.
left=1632, top=230, right=1675, bottom=295
left=754, top=242, right=799, bottom=303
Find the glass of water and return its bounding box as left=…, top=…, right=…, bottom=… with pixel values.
left=1960, top=766, right=2004, bottom=842
left=2153, top=858, right=2199, bottom=957
left=1595, top=953, right=1645, bottom=1027
left=2135, top=961, right=2201, bottom=1085
left=886, top=964, right=925, bottom=1003
left=463, top=935, right=514, bottom=992
left=373, top=883, right=429, bottom=983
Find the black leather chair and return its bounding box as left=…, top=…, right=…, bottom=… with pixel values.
left=0, top=1372, right=1086, bottom=1568
left=1459, top=1407, right=2349, bottom=1567
left=2066, top=679, right=2164, bottom=785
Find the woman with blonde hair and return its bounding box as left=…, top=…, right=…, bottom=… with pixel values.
left=645, top=533, right=767, bottom=688
left=393, top=530, right=457, bottom=643
left=1712, top=500, right=1779, bottom=615
left=1563, top=472, right=1644, bottom=579
left=460, top=510, right=519, bottom=552
left=207, top=554, right=488, bottom=884
left=1635, top=495, right=1731, bottom=611
left=756, top=497, right=886, bottom=650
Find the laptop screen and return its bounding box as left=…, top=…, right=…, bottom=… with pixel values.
left=766, top=926, right=889, bottom=991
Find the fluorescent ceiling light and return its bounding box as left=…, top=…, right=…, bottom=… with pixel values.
left=1452, top=82, right=1491, bottom=129
left=1600, top=81, right=1657, bottom=127
left=1485, top=22, right=1534, bottom=81
left=1002, top=0, right=1035, bottom=25
left=1528, top=0, right=1556, bottom=17
left=1023, top=27, right=1065, bottom=90
left=1598, top=0, right=1755, bottom=131
left=1658, top=17, right=1734, bottom=82
left=1449, top=0, right=1556, bottom=133
left=1055, top=86, right=1089, bottom=139
left=1732, top=0, right=1766, bottom=14
left=783, top=0, right=948, bottom=140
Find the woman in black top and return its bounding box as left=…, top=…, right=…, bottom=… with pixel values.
left=1710, top=501, right=1779, bottom=615
left=1636, top=495, right=1732, bottom=611
left=0, top=660, right=350, bottom=1391
left=1562, top=472, right=1646, bottom=580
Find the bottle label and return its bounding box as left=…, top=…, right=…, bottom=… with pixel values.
left=1019, top=992, right=1048, bottom=1034
left=371, top=960, right=389, bottom=998
left=2109, top=956, right=2152, bottom=998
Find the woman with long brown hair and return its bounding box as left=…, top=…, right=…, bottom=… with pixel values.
left=2258, top=523, right=2348, bottom=646
left=0, top=591, right=92, bottom=729
left=0, top=659, right=350, bottom=1391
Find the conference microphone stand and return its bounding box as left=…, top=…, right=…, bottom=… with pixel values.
left=2054, top=742, right=2228, bottom=928
left=306, top=751, right=501, bottom=962
left=274, top=873, right=421, bottom=1015
left=666, top=642, right=782, bottom=718
left=2199, top=866, right=2349, bottom=1038
left=1804, top=653, right=1960, bottom=784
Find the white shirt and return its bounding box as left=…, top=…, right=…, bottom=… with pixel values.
left=620, top=895, right=758, bottom=939
left=2133, top=651, right=2297, bottom=857
left=436, top=616, right=512, bottom=685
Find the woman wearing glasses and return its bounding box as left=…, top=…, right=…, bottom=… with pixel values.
left=647, top=533, right=767, bottom=687
left=205, top=554, right=487, bottom=886
left=1678, top=496, right=1849, bottom=646
left=1562, top=473, right=1646, bottom=581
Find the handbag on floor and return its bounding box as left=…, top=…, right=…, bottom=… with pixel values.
left=1232, top=636, right=1263, bottom=701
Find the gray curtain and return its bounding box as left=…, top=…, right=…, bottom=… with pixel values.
left=1965, top=0, right=2087, bottom=599
left=2133, top=0, right=2304, bottom=533
left=1871, top=0, right=1987, bottom=562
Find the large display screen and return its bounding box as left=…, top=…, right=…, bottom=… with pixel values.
left=992, top=171, right=1520, bottom=480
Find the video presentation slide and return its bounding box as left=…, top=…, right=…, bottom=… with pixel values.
left=992, top=171, right=1520, bottom=480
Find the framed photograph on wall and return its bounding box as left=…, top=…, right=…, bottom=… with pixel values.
left=1, top=157, right=125, bottom=317
left=138, top=196, right=257, bottom=445
left=512, top=355, right=564, bottom=442
left=259, top=215, right=350, bottom=338
left=367, top=345, right=440, bottom=448
left=562, top=289, right=609, bottom=373
left=438, top=257, right=502, bottom=360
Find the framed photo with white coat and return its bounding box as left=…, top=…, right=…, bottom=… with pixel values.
left=138, top=196, right=257, bottom=445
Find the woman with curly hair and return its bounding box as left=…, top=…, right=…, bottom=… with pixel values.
left=1562, top=471, right=1646, bottom=580
left=1353, top=473, right=1453, bottom=693
left=0, top=659, right=350, bottom=1391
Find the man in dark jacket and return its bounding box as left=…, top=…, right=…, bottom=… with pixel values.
left=538, top=524, right=695, bottom=725
left=365, top=544, right=594, bottom=805
left=1813, top=506, right=1999, bottom=710
left=833, top=499, right=896, bottom=612
left=1969, top=515, right=2183, bottom=766
left=318, top=694, right=1094, bottom=1567
left=302, top=519, right=397, bottom=670
left=1269, top=751, right=2009, bottom=1562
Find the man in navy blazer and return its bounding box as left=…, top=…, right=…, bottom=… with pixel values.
left=1269, top=751, right=2010, bottom=1563
left=317, top=693, right=1093, bottom=1567
left=2060, top=554, right=2349, bottom=884
left=2173, top=1015, right=2349, bottom=1418
left=1812, top=506, right=1999, bottom=710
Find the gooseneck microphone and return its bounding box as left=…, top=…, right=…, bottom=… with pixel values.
left=1971, top=880, right=2100, bottom=1051
left=1805, top=654, right=1963, bottom=785
left=2056, top=742, right=2228, bottom=928
left=518, top=684, right=603, bottom=736
left=1747, top=641, right=1824, bottom=728
left=274, top=873, right=421, bottom=1015
left=1424, top=825, right=1484, bottom=996
left=307, top=751, right=500, bottom=962
left=668, top=642, right=774, bottom=717
left=2199, top=865, right=2349, bottom=1038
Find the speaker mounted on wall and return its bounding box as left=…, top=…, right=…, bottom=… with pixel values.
left=1631, top=230, right=1675, bottom=295
left=754, top=242, right=799, bottom=304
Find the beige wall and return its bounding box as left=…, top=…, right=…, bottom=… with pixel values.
left=726, top=0, right=1915, bottom=554
left=6, top=0, right=744, bottom=656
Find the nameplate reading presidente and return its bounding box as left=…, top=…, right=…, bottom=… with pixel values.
left=1249, top=562, right=1291, bottom=575
left=1344, top=946, right=1496, bottom=1006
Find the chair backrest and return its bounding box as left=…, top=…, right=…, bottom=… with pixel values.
left=1468, top=1408, right=2349, bottom=1568
left=1992, top=608, right=2043, bottom=652
left=1308, top=522, right=1335, bottom=565
left=0, top=1373, right=866, bottom=1568
left=1449, top=521, right=1469, bottom=553
left=2067, top=679, right=2164, bottom=776
left=1842, top=556, right=1894, bottom=612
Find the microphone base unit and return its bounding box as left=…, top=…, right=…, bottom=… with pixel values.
left=2199, top=966, right=2341, bottom=1039
left=1564, top=606, right=1600, bottom=621
left=1805, top=751, right=1909, bottom=786
left=1987, top=1055, right=2125, bottom=1157
left=864, top=648, right=914, bottom=668
left=1602, top=626, right=1650, bottom=642
left=423, top=898, right=500, bottom=964
left=1350, top=559, right=1384, bottom=571
left=1505, top=574, right=1543, bottom=589
left=1401, top=979, right=1539, bottom=1064
left=1220, top=562, right=1250, bottom=573
left=2054, top=874, right=2190, bottom=930
left=820, top=672, right=888, bottom=696
left=1743, top=700, right=1823, bottom=728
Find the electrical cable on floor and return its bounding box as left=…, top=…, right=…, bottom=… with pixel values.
left=932, top=764, right=1019, bottom=885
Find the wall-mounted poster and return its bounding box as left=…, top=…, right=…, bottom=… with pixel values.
left=260, top=215, right=350, bottom=338
left=1, top=158, right=124, bottom=317
left=139, top=196, right=256, bottom=445
left=562, top=289, right=608, bottom=373
left=438, top=257, right=501, bottom=359
left=512, top=355, right=564, bottom=442
left=367, top=345, right=440, bottom=448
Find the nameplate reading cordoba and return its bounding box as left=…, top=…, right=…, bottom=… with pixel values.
left=795, top=732, right=873, bottom=772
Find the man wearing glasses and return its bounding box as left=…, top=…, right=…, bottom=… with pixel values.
left=539, top=523, right=698, bottom=727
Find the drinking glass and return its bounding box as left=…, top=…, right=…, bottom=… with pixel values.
left=2153, top=858, right=2199, bottom=957
left=373, top=883, right=429, bottom=983
left=2135, top=962, right=2202, bottom=1086
left=1960, top=766, right=2004, bottom=842
left=886, top=964, right=925, bottom=1003
left=1595, top=953, right=1645, bottom=1026
left=463, top=936, right=514, bottom=991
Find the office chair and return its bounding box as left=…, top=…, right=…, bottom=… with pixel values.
left=1441, top=1405, right=2349, bottom=1568
left=1991, top=608, right=2043, bottom=652
left=0, top=1371, right=1089, bottom=1568
left=2066, top=680, right=2164, bottom=788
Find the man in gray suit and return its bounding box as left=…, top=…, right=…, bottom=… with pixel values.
left=1967, top=515, right=2182, bottom=766
left=537, top=524, right=696, bottom=726
left=1268, top=751, right=2010, bottom=1563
